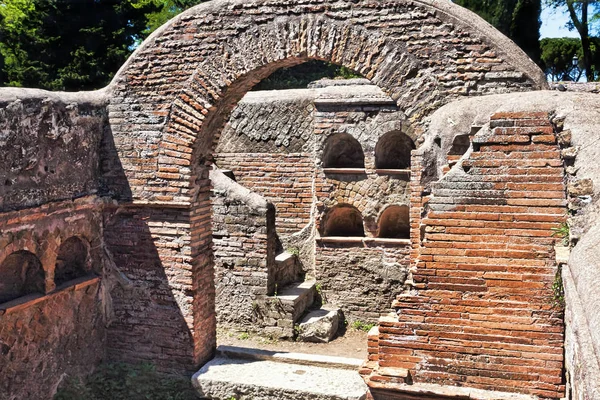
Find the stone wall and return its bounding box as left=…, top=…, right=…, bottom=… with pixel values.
left=316, top=242, right=410, bottom=323
left=211, top=169, right=277, bottom=328
left=215, top=85, right=413, bottom=323
left=0, top=89, right=106, bottom=212
left=103, top=0, right=547, bottom=371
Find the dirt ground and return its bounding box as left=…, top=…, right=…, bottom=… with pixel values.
left=217, top=327, right=369, bottom=360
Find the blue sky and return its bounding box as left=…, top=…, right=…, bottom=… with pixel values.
left=540, top=5, right=579, bottom=38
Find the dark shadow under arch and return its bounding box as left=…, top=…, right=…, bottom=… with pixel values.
left=55, top=236, right=90, bottom=286
left=378, top=205, right=410, bottom=239
left=375, top=131, right=415, bottom=170
left=0, top=251, right=45, bottom=304
left=322, top=204, right=365, bottom=237
left=323, top=133, right=365, bottom=169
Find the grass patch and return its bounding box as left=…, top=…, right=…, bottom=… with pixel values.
left=351, top=320, right=376, bottom=332
left=54, top=363, right=197, bottom=400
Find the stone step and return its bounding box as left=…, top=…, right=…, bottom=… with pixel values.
left=216, top=345, right=363, bottom=370
left=193, top=351, right=369, bottom=400
left=272, top=251, right=302, bottom=290
left=254, top=280, right=316, bottom=338
left=297, top=305, right=342, bottom=343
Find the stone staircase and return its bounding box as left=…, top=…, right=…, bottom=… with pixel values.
left=193, top=346, right=369, bottom=400
left=254, top=278, right=317, bottom=339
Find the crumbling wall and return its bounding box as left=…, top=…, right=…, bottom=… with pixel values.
left=0, top=197, right=105, bottom=400
left=364, top=111, right=568, bottom=398
left=0, top=89, right=106, bottom=212
left=0, top=88, right=107, bottom=399
left=211, top=169, right=278, bottom=328
left=216, top=91, right=315, bottom=237
left=312, top=90, right=413, bottom=321
left=215, top=84, right=413, bottom=322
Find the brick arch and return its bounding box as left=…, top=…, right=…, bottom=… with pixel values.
left=103, top=0, right=549, bottom=372
left=108, top=0, right=547, bottom=204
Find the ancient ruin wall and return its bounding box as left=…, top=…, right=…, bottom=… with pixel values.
left=211, top=169, right=277, bottom=328
left=104, top=0, right=547, bottom=370
left=0, top=89, right=108, bottom=399
left=215, top=90, right=316, bottom=236
left=0, top=89, right=107, bottom=212
left=0, top=197, right=105, bottom=399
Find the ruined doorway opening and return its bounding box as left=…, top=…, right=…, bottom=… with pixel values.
left=209, top=60, right=412, bottom=360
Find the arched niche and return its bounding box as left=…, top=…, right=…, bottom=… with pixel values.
left=322, top=133, right=365, bottom=169
left=322, top=204, right=365, bottom=237
left=375, top=131, right=415, bottom=170
left=55, top=237, right=90, bottom=286
left=378, top=205, right=410, bottom=239
left=0, top=251, right=45, bottom=304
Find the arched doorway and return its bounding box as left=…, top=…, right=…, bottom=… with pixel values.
left=103, top=0, right=546, bottom=376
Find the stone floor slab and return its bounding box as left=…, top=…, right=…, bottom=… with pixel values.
left=193, top=355, right=368, bottom=400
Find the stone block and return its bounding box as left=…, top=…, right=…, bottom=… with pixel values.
left=297, top=306, right=341, bottom=343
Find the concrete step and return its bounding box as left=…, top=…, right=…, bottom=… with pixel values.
left=193, top=349, right=368, bottom=400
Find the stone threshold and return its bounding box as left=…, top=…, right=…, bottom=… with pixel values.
left=217, top=345, right=363, bottom=370
left=368, top=381, right=538, bottom=400
left=0, top=276, right=100, bottom=316
left=317, top=237, right=411, bottom=245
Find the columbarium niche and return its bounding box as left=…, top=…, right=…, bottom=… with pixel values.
left=377, top=205, right=410, bottom=239
left=55, top=236, right=90, bottom=286
left=0, top=251, right=45, bottom=304
left=322, top=133, right=365, bottom=171
left=321, top=204, right=365, bottom=237
left=375, top=131, right=415, bottom=171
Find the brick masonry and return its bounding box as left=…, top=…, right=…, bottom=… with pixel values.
left=101, top=0, right=547, bottom=375
left=362, top=112, right=567, bottom=399
left=1, top=1, right=588, bottom=399
left=0, top=196, right=105, bottom=399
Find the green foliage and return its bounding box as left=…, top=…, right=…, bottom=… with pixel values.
left=287, top=247, right=300, bottom=256
left=0, top=0, right=161, bottom=90
left=53, top=363, right=197, bottom=400
left=541, top=37, right=584, bottom=80
left=351, top=320, right=376, bottom=332
left=552, top=265, right=565, bottom=308
left=552, top=222, right=570, bottom=245
left=252, top=60, right=362, bottom=91
left=454, top=0, right=542, bottom=64
left=238, top=332, right=250, bottom=340
left=0, top=0, right=208, bottom=90
left=545, top=0, right=600, bottom=81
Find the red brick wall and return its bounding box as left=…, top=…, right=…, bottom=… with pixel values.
left=103, top=205, right=199, bottom=372
left=216, top=153, right=314, bottom=236
left=365, top=112, right=566, bottom=399
left=0, top=197, right=105, bottom=399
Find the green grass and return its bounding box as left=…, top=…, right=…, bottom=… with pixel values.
left=351, top=320, right=376, bottom=332
left=54, top=363, right=197, bottom=400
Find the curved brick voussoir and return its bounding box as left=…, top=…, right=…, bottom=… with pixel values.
left=107, top=0, right=546, bottom=204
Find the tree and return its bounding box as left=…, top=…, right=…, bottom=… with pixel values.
left=546, top=0, right=600, bottom=81
left=454, top=0, right=542, bottom=64
left=0, top=0, right=160, bottom=90
left=540, top=37, right=583, bottom=80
